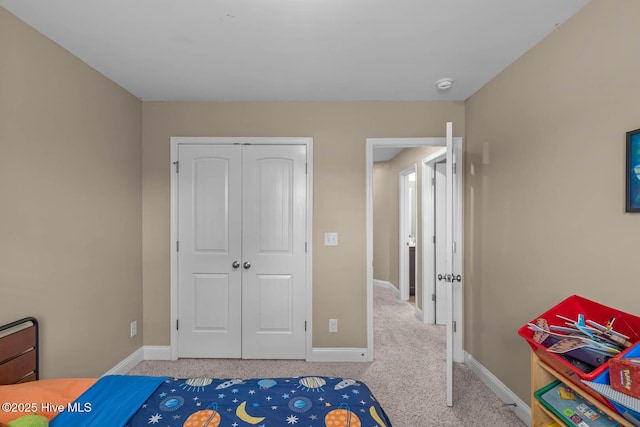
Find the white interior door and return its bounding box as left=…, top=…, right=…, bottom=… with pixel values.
left=241, top=145, right=307, bottom=359
left=177, top=144, right=242, bottom=358
left=445, top=121, right=463, bottom=407
left=177, top=143, right=307, bottom=359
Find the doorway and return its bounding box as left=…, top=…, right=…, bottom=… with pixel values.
left=169, top=137, right=314, bottom=360
left=399, top=165, right=417, bottom=304
left=366, top=137, right=463, bottom=362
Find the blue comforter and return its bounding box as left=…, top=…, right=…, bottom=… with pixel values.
left=51, top=375, right=392, bottom=426
left=49, top=375, right=168, bottom=427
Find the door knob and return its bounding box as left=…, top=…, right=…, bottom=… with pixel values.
left=232, top=261, right=240, bottom=269
left=243, top=261, right=251, bottom=269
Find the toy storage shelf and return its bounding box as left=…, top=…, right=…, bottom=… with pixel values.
left=530, top=351, right=631, bottom=427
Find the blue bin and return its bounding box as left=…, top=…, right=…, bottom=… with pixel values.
left=590, top=342, right=640, bottom=424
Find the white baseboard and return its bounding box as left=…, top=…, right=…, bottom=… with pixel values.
left=144, top=345, right=172, bottom=360
left=104, top=347, right=144, bottom=376
left=415, top=306, right=424, bottom=322
left=108, top=346, right=370, bottom=371
left=373, top=279, right=399, bottom=299
left=308, top=348, right=369, bottom=362
left=373, top=279, right=389, bottom=288
left=465, top=352, right=530, bottom=427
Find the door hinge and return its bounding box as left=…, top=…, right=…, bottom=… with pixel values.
left=305, top=321, right=307, bottom=332
left=432, top=294, right=436, bottom=302
left=176, top=319, right=179, bottom=330
left=173, top=161, right=179, bottom=173
left=305, top=163, right=308, bottom=174
left=453, top=320, right=457, bottom=332
left=432, top=235, right=435, bottom=244
left=305, top=242, right=307, bottom=253
left=176, top=241, right=179, bottom=252
left=452, top=241, right=456, bottom=253
left=453, top=163, right=457, bottom=174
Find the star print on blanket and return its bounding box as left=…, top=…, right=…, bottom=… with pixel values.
left=125, top=376, right=392, bottom=427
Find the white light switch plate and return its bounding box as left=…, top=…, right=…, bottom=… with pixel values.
left=324, top=232, right=338, bottom=246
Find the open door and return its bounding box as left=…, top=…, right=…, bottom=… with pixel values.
left=444, top=121, right=462, bottom=407
left=365, top=135, right=463, bottom=399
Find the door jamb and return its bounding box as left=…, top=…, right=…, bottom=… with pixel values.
left=421, top=149, right=446, bottom=325
left=398, top=164, right=417, bottom=302
left=366, top=137, right=463, bottom=363
left=169, top=137, right=314, bottom=361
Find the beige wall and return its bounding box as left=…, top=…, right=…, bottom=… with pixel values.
left=464, top=0, right=640, bottom=403
left=8, top=0, right=635, bottom=407
left=373, top=163, right=392, bottom=283
left=142, top=102, right=464, bottom=348
left=0, top=9, right=143, bottom=377
left=373, top=147, right=442, bottom=311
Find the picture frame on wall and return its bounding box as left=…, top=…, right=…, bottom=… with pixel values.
left=627, top=128, right=640, bottom=212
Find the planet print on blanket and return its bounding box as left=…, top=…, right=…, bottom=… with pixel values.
left=258, top=379, right=277, bottom=389
left=298, top=376, right=326, bottom=392
left=324, top=407, right=361, bottom=427
left=183, top=406, right=220, bottom=427
left=119, top=376, right=391, bottom=427
left=288, top=396, right=313, bottom=413
left=179, top=377, right=213, bottom=392
left=159, top=396, right=184, bottom=412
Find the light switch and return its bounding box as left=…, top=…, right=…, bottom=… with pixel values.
left=324, top=232, right=338, bottom=246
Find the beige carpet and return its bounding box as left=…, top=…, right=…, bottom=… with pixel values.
left=130, top=286, right=526, bottom=426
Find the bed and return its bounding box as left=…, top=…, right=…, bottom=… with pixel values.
left=0, top=317, right=392, bottom=426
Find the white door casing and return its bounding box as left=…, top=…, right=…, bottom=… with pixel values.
left=421, top=148, right=446, bottom=325
left=366, top=130, right=463, bottom=405
left=170, top=137, right=312, bottom=361
left=398, top=165, right=417, bottom=302
left=434, top=162, right=447, bottom=325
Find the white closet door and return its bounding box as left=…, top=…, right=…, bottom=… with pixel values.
left=177, top=143, right=307, bottom=359
left=241, top=145, right=307, bottom=359
left=177, top=144, right=242, bottom=358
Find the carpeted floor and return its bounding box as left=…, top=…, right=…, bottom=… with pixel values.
left=129, top=286, right=526, bottom=426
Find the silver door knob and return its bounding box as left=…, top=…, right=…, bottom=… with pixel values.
left=232, top=261, right=240, bottom=269
left=243, top=261, right=251, bottom=269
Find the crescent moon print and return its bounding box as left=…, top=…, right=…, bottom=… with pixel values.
left=235, top=401, right=265, bottom=425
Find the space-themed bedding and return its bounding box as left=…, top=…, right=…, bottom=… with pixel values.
left=50, top=375, right=392, bottom=427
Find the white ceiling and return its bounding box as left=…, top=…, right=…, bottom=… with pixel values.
left=373, top=147, right=405, bottom=163
left=1, top=0, right=589, bottom=101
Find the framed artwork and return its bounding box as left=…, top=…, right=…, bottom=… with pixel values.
left=627, top=128, right=640, bottom=212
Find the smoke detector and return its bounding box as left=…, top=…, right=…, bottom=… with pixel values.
left=436, top=78, right=454, bottom=91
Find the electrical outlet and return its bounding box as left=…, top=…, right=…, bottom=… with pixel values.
left=329, top=318, right=338, bottom=333
left=324, top=232, right=338, bottom=246
left=130, top=321, right=137, bottom=338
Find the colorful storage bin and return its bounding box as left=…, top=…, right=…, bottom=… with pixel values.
left=518, top=295, right=640, bottom=408
left=587, top=342, right=640, bottom=425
